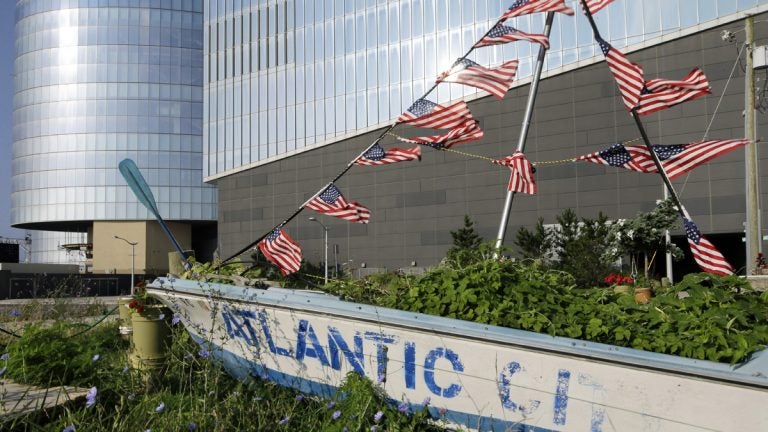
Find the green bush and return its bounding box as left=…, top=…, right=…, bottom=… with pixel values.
left=329, top=258, right=768, bottom=364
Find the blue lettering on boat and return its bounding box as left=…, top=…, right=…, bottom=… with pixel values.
left=258, top=310, right=292, bottom=356
left=424, top=347, right=463, bottom=398
left=328, top=326, right=365, bottom=375
left=297, top=319, right=330, bottom=366
left=554, top=369, right=571, bottom=425
left=498, top=362, right=540, bottom=415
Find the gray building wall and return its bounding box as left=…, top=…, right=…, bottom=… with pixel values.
left=217, top=15, right=768, bottom=271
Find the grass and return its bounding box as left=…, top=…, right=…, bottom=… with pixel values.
left=0, top=305, right=448, bottom=432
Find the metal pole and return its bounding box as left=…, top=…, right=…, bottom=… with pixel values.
left=323, top=228, right=328, bottom=284
left=663, top=184, right=673, bottom=283
left=745, top=15, right=760, bottom=273
left=130, top=243, right=135, bottom=296
left=494, top=12, right=556, bottom=250
left=309, top=217, right=329, bottom=284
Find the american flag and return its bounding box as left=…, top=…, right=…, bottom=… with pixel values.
left=581, top=0, right=614, bottom=14
left=635, top=68, right=711, bottom=115
left=500, top=0, right=574, bottom=20
left=355, top=143, right=421, bottom=166
left=396, top=120, right=484, bottom=149
left=396, top=99, right=473, bottom=130
left=493, top=151, right=537, bottom=194
left=258, top=228, right=302, bottom=276
left=576, top=139, right=749, bottom=179
left=475, top=24, right=549, bottom=49
left=683, top=217, right=733, bottom=275
left=305, top=184, right=371, bottom=224
left=596, top=36, right=644, bottom=111
left=437, top=59, right=519, bottom=100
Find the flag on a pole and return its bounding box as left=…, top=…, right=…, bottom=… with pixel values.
left=500, top=0, right=574, bottom=20
left=634, top=68, right=711, bottom=115
left=596, top=36, right=644, bottom=111
left=396, top=99, right=473, bottom=130
left=437, top=59, right=519, bottom=100
left=258, top=228, right=302, bottom=276
left=576, top=139, right=749, bottom=179
left=396, top=120, right=484, bottom=149
left=305, top=184, right=371, bottom=224
left=581, top=0, right=614, bottom=14
left=355, top=143, right=422, bottom=166
left=493, top=151, right=537, bottom=194
left=683, top=218, right=733, bottom=275
left=475, top=24, right=549, bottom=49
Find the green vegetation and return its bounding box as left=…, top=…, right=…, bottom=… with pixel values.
left=327, top=256, right=768, bottom=364
left=0, top=313, right=444, bottom=431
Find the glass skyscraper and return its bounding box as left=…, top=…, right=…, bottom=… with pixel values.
left=204, top=0, right=768, bottom=180
left=210, top=0, right=768, bottom=273
left=13, top=0, right=217, bottom=264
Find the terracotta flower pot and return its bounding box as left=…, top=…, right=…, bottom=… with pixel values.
left=633, top=287, right=653, bottom=304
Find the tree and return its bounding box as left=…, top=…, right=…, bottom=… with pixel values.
left=446, top=215, right=483, bottom=266
left=515, top=209, right=619, bottom=287
left=611, top=199, right=683, bottom=282
left=514, top=217, right=554, bottom=263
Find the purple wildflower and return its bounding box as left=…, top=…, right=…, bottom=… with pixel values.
left=85, top=386, right=97, bottom=408
left=295, top=394, right=304, bottom=401
left=254, top=396, right=263, bottom=401
left=198, top=349, right=210, bottom=359
left=332, top=410, right=342, bottom=420
left=62, top=425, right=75, bottom=432
left=9, top=309, right=20, bottom=318
left=438, top=406, right=448, bottom=416
left=422, top=396, right=431, bottom=407
left=122, top=365, right=129, bottom=373
left=158, top=313, right=165, bottom=320
left=172, top=314, right=181, bottom=325
left=187, top=422, right=197, bottom=431
left=155, top=402, right=165, bottom=413
left=373, top=410, right=384, bottom=423
left=398, top=402, right=409, bottom=413
left=370, top=426, right=380, bottom=431
left=0, top=353, right=9, bottom=361
left=326, top=401, right=335, bottom=409
left=278, top=417, right=290, bottom=425
left=91, top=354, right=100, bottom=362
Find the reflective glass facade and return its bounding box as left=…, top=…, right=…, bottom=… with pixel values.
left=204, top=0, right=768, bottom=179
left=12, top=0, right=217, bottom=237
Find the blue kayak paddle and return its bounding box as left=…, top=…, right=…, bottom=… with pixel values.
left=118, top=158, right=190, bottom=270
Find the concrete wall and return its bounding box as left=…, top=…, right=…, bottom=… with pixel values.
left=92, top=221, right=191, bottom=275
left=216, top=15, right=768, bottom=272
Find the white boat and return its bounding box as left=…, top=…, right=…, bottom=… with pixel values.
left=148, top=277, right=768, bottom=431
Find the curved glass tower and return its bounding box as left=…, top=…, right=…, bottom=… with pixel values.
left=13, top=0, right=216, bottom=264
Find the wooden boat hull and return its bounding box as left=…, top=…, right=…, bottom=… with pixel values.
left=148, top=278, right=768, bottom=431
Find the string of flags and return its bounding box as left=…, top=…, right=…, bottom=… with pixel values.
left=254, top=0, right=741, bottom=278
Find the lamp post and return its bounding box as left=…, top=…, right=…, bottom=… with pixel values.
left=308, top=217, right=329, bottom=284
left=114, top=235, right=138, bottom=295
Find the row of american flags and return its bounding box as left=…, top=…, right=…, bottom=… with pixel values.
left=257, top=0, right=742, bottom=278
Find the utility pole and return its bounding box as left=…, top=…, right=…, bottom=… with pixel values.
left=745, top=15, right=761, bottom=274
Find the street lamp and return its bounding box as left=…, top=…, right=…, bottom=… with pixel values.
left=308, top=217, right=329, bottom=284
left=114, top=235, right=138, bottom=295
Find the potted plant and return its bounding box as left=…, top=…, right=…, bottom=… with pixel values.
left=753, top=253, right=768, bottom=275
left=128, top=285, right=172, bottom=370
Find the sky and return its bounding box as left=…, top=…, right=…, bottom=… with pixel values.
left=0, top=1, right=21, bottom=241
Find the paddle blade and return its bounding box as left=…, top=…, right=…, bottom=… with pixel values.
left=119, top=159, right=160, bottom=217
